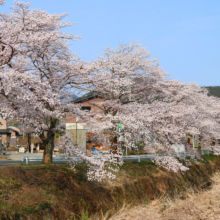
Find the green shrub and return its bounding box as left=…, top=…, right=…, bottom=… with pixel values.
left=81, top=210, right=89, bottom=220
left=127, top=150, right=137, bottom=155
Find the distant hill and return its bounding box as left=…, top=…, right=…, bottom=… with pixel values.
left=205, top=86, right=220, bottom=98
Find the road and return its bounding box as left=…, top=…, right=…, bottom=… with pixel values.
left=0, top=160, right=70, bottom=166
left=0, top=152, right=42, bottom=166
left=6, top=152, right=44, bottom=160
left=0, top=152, right=65, bottom=166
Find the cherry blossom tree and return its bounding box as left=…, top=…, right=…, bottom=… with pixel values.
left=0, top=1, right=125, bottom=182
left=0, top=0, right=5, bottom=6
left=83, top=42, right=166, bottom=150
left=0, top=1, right=85, bottom=163
left=157, top=80, right=220, bottom=155
left=81, top=42, right=220, bottom=172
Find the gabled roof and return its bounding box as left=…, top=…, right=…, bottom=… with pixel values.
left=0, top=129, right=11, bottom=134
left=8, top=126, right=20, bottom=135
left=73, top=92, right=104, bottom=103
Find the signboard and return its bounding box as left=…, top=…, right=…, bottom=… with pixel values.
left=118, top=123, right=122, bottom=142
left=194, top=141, right=198, bottom=148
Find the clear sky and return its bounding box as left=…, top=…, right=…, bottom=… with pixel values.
left=1, top=0, right=220, bottom=86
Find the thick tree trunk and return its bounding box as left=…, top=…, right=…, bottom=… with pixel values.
left=110, top=135, right=118, bottom=154
left=42, top=132, right=55, bottom=164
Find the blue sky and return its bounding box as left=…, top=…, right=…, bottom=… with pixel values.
left=1, top=0, right=220, bottom=86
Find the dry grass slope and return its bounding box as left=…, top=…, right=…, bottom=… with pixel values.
left=0, top=154, right=219, bottom=219
left=109, top=173, right=220, bottom=220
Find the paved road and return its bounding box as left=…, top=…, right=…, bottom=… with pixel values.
left=6, top=152, right=44, bottom=160
left=0, top=160, right=72, bottom=166
left=0, top=152, right=49, bottom=166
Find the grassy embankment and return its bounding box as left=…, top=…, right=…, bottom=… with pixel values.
left=0, top=154, right=219, bottom=219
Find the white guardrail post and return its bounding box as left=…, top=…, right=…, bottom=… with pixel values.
left=25, top=157, right=28, bottom=165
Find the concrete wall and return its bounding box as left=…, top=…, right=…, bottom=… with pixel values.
left=66, top=129, right=86, bottom=148
left=66, top=97, right=105, bottom=150
left=66, top=97, right=104, bottom=123
left=10, top=136, right=17, bottom=146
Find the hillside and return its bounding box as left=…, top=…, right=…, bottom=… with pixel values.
left=205, top=86, right=220, bottom=98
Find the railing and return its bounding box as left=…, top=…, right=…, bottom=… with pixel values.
left=122, top=155, right=153, bottom=162
left=201, top=149, right=210, bottom=155
left=21, top=149, right=211, bottom=164
left=21, top=156, right=83, bottom=164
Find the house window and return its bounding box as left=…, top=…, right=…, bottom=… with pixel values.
left=81, top=106, right=91, bottom=111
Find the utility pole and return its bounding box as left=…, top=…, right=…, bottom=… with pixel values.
left=118, top=122, right=122, bottom=155
left=193, top=135, right=195, bottom=149
left=76, top=117, right=79, bottom=145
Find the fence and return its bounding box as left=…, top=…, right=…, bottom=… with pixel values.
left=21, top=148, right=211, bottom=164
left=21, top=156, right=83, bottom=165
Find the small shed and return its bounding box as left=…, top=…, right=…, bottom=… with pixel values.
left=18, top=135, right=43, bottom=153
left=0, top=119, right=20, bottom=147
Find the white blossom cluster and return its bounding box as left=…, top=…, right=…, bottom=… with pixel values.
left=153, top=156, right=189, bottom=173
left=56, top=135, right=123, bottom=182
left=0, top=0, right=5, bottom=6
left=211, top=146, right=220, bottom=155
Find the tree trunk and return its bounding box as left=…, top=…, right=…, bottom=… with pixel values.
left=42, top=132, right=55, bottom=164
left=110, top=135, right=118, bottom=154
left=27, top=133, right=31, bottom=153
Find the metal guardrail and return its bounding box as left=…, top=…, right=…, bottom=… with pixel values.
left=21, top=156, right=83, bottom=164
left=21, top=149, right=212, bottom=164
left=201, top=149, right=210, bottom=155
left=122, top=155, right=153, bottom=162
